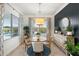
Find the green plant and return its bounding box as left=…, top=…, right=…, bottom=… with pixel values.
left=23, top=26, right=30, bottom=38
left=66, top=37, right=79, bottom=56
left=66, top=26, right=72, bottom=31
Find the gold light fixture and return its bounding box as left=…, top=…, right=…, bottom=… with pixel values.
left=35, top=18, right=45, bottom=25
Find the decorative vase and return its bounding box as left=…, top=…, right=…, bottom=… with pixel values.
left=67, top=31, right=72, bottom=36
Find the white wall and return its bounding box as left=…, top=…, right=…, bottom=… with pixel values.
left=4, top=37, right=20, bottom=55
left=23, top=16, right=29, bottom=26
left=3, top=4, right=21, bottom=55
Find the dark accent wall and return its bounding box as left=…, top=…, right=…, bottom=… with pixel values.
left=55, top=3, right=79, bottom=36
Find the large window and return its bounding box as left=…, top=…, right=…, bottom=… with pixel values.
left=3, top=14, right=19, bottom=40
left=12, top=15, right=19, bottom=37
left=3, top=14, right=11, bottom=40
left=31, top=18, right=48, bottom=37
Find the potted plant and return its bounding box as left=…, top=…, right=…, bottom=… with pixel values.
left=66, top=26, right=72, bottom=36
left=66, top=39, right=79, bottom=56
left=23, top=26, right=30, bottom=38
left=66, top=18, right=72, bottom=36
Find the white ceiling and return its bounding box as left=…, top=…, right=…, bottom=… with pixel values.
left=10, top=3, right=67, bottom=16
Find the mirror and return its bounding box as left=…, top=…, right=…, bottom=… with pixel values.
left=59, top=17, right=69, bottom=31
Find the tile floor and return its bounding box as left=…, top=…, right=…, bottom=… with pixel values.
left=8, top=42, right=66, bottom=56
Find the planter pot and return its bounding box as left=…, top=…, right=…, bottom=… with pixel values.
left=67, top=31, right=72, bottom=36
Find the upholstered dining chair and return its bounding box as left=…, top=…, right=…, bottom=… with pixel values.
left=24, top=38, right=31, bottom=51
left=32, top=41, right=43, bottom=55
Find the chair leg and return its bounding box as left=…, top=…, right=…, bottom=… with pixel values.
left=25, top=44, right=27, bottom=52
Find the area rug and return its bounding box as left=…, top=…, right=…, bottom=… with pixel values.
left=27, top=45, right=51, bottom=56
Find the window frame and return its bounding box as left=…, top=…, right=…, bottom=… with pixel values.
left=3, top=13, right=19, bottom=41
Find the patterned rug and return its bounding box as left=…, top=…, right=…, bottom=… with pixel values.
left=27, top=45, right=51, bottom=56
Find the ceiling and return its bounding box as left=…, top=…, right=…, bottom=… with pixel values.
left=10, top=3, right=67, bottom=16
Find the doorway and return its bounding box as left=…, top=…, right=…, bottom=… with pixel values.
left=30, top=17, right=48, bottom=41
left=27, top=17, right=51, bottom=56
